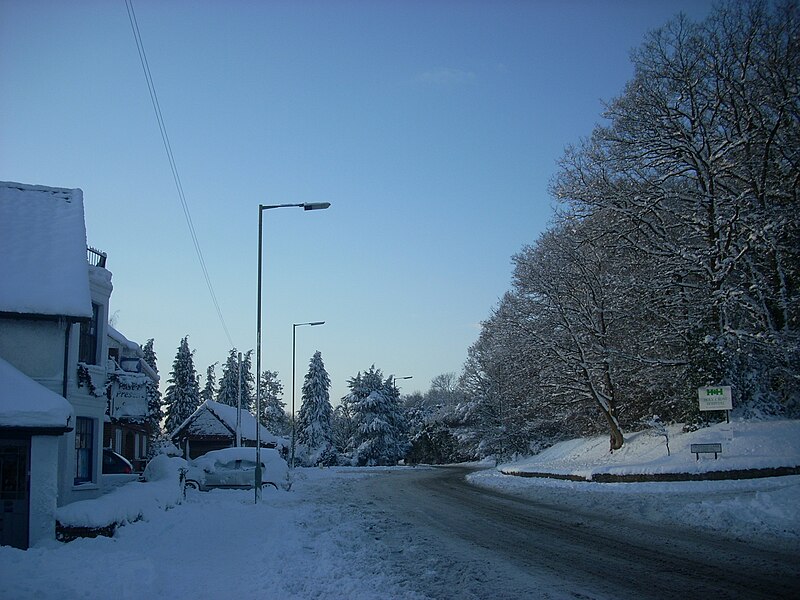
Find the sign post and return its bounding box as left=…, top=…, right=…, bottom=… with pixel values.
left=697, top=386, right=733, bottom=423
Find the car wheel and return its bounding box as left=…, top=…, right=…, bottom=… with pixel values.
left=185, top=480, right=200, bottom=491
left=263, top=482, right=278, bottom=490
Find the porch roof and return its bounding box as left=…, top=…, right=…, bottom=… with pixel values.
left=0, top=357, right=73, bottom=430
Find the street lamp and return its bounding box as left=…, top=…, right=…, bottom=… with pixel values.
left=256, top=202, right=330, bottom=502
left=393, top=375, right=413, bottom=392
left=291, top=321, right=325, bottom=469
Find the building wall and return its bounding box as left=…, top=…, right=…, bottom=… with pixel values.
left=56, top=266, right=113, bottom=507
left=28, top=435, right=60, bottom=546
left=0, top=265, right=119, bottom=513
left=0, top=317, right=67, bottom=394
left=57, top=374, right=107, bottom=506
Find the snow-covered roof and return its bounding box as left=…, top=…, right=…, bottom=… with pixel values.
left=108, top=326, right=143, bottom=356
left=174, top=400, right=287, bottom=449
left=0, top=181, right=92, bottom=319
left=0, top=356, right=73, bottom=430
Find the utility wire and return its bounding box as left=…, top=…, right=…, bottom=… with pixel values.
left=125, top=0, right=235, bottom=349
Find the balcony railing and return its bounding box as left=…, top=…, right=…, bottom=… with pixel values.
left=87, top=246, right=107, bottom=268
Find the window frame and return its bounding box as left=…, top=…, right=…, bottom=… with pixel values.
left=74, top=416, right=95, bottom=485
left=78, top=303, right=101, bottom=365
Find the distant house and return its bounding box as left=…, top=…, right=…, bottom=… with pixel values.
left=171, top=400, right=288, bottom=460
left=0, top=181, right=148, bottom=549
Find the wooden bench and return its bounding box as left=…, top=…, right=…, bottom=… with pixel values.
left=690, top=443, right=722, bottom=460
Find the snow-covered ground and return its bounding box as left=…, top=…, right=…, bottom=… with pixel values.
left=498, top=419, right=800, bottom=477
left=1, top=420, right=798, bottom=599
left=473, top=419, right=800, bottom=542
left=1, top=468, right=426, bottom=600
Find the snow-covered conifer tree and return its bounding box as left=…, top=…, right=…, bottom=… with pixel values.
left=346, top=366, right=408, bottom=466
left=163, top=336, right=200, bottom=434
left=239, top=350, right=255, bottom=412
left=217, top=349, right=255, bottom=411
left=216, top=349, right=239, bottom=408
left=296, top=351, right=335, bottom=466
left=259, top=370, right=289, bottom=436
left=200, top=363, right=218, bottom=404
left=142, top=339, right=163, bottom=458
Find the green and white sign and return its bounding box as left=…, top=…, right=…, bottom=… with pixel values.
left=698, top=386, right=733, bottom=411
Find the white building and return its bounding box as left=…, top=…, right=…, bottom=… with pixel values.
left=0, top=181, right=151, bottom=548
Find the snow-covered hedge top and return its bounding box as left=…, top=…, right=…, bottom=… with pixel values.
left=143, top=454, right=188, bottom=482
left=57, top=456, right=188, bottom=529
left=0, top=181, right=92, bottom=318
left=0, top=357, right=73, bottom=428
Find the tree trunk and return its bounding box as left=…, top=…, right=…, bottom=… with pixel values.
left=602, top=409, right=624, bottom=452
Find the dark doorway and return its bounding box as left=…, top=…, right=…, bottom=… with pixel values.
left=0, top=438, right=30, bottom=549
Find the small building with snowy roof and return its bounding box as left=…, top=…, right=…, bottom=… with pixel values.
left=171, top=400, right=288, bottom=460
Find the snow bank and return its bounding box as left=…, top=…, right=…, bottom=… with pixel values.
left=468, top=419, right=800, bottom=541
left=501, top=420, right=800, bottom=479
left=56, top=456, right=187, bottom=529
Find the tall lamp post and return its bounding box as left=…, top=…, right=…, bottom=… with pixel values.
left=256, top=202, right=330, bottom=502
left=292, top=321, right=325, bottom=469
left=393, top=375, right=413, bottom=392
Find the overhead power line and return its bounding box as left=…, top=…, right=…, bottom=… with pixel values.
left=124, top=0, right=235, bottom=349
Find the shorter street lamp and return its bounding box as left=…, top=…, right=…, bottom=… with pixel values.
left=292, top=321, right=325, bottom=469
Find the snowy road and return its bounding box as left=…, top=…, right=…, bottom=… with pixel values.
left=2, top=466, right=798, bottom=599
left=336, top=467, right=800, bottom=599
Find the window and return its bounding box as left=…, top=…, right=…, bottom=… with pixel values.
left=79, top=303, right=101, bottom=365
left=74, top=417, right=94, bottom=485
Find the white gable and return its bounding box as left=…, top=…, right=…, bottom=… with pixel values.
left=0, top=181, right=92, bottom=319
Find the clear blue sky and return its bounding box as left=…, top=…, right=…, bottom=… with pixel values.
left=1, top=0, right=714, bottom=404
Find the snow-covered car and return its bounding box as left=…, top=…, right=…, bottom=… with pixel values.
left=185, top=447, right=290, bottom=491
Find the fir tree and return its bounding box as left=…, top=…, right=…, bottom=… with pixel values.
left=346, top=366, right=408, bottom=466
left=216, top=349, right=240, bottom=408
left=259, top=370, right=288, bottom=435
left=142, top=338, right=163, bottom=458
left=216, top=349, right=255, bottom=411
left=163, top=336, right=201, bottom=434
left=239, top=350, right=255, bottom=412
left=200, top=362, right=218, bottom=404
left=296, top=351, right=335, bottom=466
